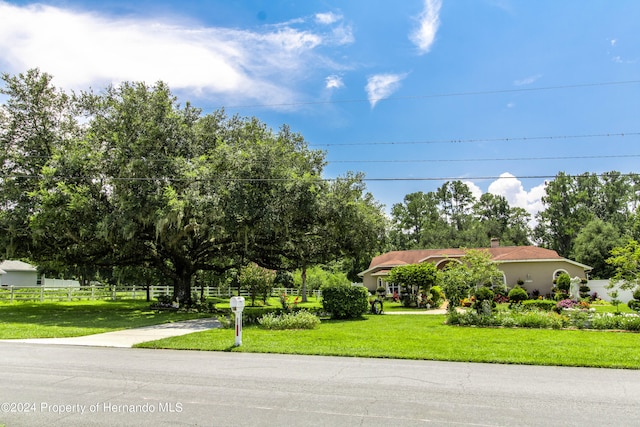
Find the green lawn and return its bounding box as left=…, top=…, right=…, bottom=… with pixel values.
left=0, top=300, right=212, bottom=339
left=136, top=314, right=640, bottom=369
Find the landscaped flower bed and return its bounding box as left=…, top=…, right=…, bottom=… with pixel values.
left=447, top=304, right=640, bottom=331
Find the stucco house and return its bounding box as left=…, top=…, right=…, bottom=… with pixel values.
left=0, top=260, right=41, bottom=287
left=359, top=240, right=592, bottom=297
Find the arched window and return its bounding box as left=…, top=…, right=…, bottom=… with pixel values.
left=553, top=269, right=569, bottom=282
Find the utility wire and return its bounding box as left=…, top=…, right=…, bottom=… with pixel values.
left=328, top=153, right=640, bottom=164
left=6, top=132, right=638, bottom=157
left=310, top=132, right=638, bottom=147
left=2, top=172, right=638, bottom=183
left=222, top=80, right=640, bottom=109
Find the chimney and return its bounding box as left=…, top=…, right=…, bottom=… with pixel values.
left=490, top=238, right=500, bottom=248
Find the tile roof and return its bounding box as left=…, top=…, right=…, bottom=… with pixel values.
left=367, top=246, right=566, bottom=270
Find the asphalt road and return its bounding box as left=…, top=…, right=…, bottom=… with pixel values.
left=1, top=342, right=639, bottom=426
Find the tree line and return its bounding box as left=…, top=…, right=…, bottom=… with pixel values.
left=2, top=69, right=639, bottom=301
left=388, top=171, right=640, bottom=279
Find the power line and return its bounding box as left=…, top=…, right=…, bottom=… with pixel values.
left=7, top=132, right=637, bottom=157
left=310, top=132, right=638, bottom=147
left=222, top=80, right=640, bottom=109
left=329, top=153, right=640, bottom=164
left=2, top=172, right=638, bottom=183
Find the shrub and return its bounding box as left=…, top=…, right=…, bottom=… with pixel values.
left=512, top=311, right=566, bottom=329
left=628, top=300, right=640, bottom=312
left=555, top=273, right=571, bottom=292
left=472, top=286, right=495, bottom=314
left=429, top=285, right=445, bottom=308
left=579, top=284, right=591, bottom=299
left=591, top=313, right=625, bottom=330
left=521, top=299, right=556, bottom=311
left=508, top=285, right=528, bottom=305
left=258, top=310, right=320, bottom=330
left=321, top=284, right=369, bottom=319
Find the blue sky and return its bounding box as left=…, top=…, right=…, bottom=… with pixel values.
left=1, top=0, right=639, bottom=218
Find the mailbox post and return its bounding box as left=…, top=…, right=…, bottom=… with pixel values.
left=230, top=296, right=245, bottom=346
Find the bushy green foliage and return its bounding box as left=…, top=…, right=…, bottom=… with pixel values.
left=388, top=262, right=439, bottom=307
left=293, top=266, right=350, bottom=291
left=258, top=310, right=320, bottom=330
left=441, top=249, right=503, bottom=312
left=239, top=263, right=276, bottom=306
left=429, top=285, right=445, bottom=308
left=521, top=299, right=556, bottom=311
left=447, top=309, right=568, bottom=329
left=321, top=284, right=369, bottom=319
left=472, top=286, right=495, bottom=314
left=508, top=285, right=528, bottom=305
left=555, top=273, right=571, bottom=292
left=590, top=313, right=640, bottom=330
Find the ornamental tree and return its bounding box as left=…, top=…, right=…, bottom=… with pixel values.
left=387, top=262, right=440, bottom=307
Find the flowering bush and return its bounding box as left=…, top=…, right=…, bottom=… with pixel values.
left=556, top=299, right=578, bottom=311
left=280, top=293, right=299, bottom=311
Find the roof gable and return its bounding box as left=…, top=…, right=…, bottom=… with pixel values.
left=0, top=260, right=37, bottom=272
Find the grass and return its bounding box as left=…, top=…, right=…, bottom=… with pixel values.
left=136, top=314, right=640, bottom=369
left=0, top=300, right=213, bottom=339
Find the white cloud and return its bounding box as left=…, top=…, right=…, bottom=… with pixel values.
left=514, top=74, right=542, bottom=86
left=409, top=0, right=442, bottom=54
left=365, top=73, right=408, bottom=108
left=610, top=38, right=617, bottom=47
left=487, top=172, right=546, bottom=219
left=325, top=75, right=344, bottom=89
left=0, top=2, right=346, bottom=107
left=315, top=12, right=341, bottom=25
left=463, top=181, right=483, bottom=201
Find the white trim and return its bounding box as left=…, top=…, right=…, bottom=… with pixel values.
left=495, top=258, right=592, bottom=271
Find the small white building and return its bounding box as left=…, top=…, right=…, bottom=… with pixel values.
left=0, top=260, right=41, bottom=287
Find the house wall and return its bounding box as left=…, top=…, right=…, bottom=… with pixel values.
left=363, top=274, right=377, bottom=291
left=0, top=270, right=39, bottom=287
left=363, top=260, right=589, bottom=296
left=498, top=261, right=587, bottom=296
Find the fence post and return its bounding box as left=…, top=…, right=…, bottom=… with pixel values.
left=10, top=285, right=14, bottom=304
left=40, top=285, right=44, bottom=302
left=132, top=285, right=136, bottom=300
left=91, top=284, right=95, bottom=300
left=112, top=285, right=116, bottom=301
left=67, top=286, right=72, bottom=302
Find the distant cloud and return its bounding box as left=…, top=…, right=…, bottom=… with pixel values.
left=325, top=75, right=344, bottom=89
left=409, top=0, right=442, bottom=54
left=365, top=73, right=408, bottom=108
left=488, top=172, right=546, bottom=220
left=514, top=74, right=542, bottom=86
left=315, top=12, right=341, bottom=25
left=0, top=2, right=349, bottom=108
left=610, top=38, right=617, bottom=46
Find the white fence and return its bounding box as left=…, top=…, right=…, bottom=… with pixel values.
left=588, top=280, right=634, bottom=303
left=0, top=284, right=320, bottom=303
